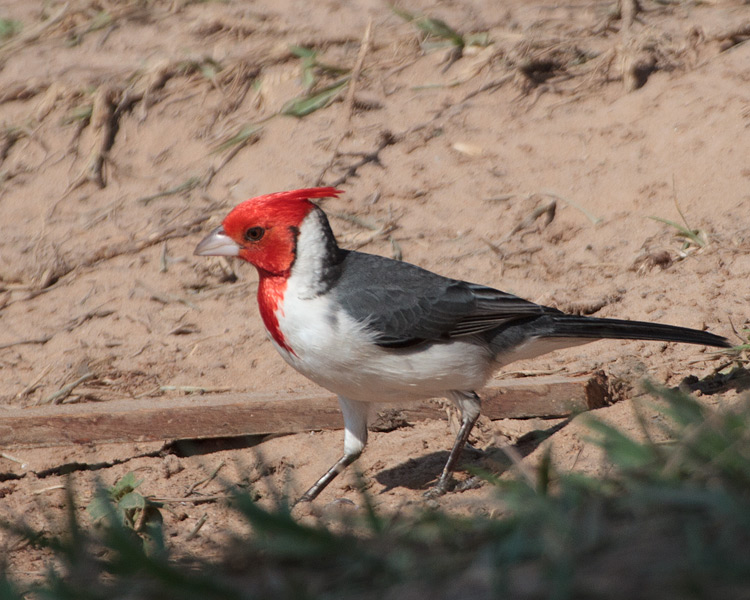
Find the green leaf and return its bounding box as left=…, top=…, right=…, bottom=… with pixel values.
left=465, top=32, right=491, bottom=47
left=0, top=19, right=22, bottom=41
left=414, top=17, right=464, bottom=46
left=289, top=45, right=316, bottom=58
left=392, top=7, right=464, bottom=46
left=391, top=6, right=416, bottom=23
left=200, top=63, right=218, bottom=80
left=118, top=491, right=147, bottom=512
left=137, top=175, right=202, bottom=205
left=88, top=10, right=112, bottom=32
left=61, top=103, right=94, bottom=125
left=642, top=381, right=705, bottom=428
left=281, top=79, right=349, bottom=117
left=586, top=418, right=656, bottom=470
left=86, top=494, right=112, bottom=523
left=110, top=472, right=143, bottom=499
left=536, top=446, right=553, bottom=496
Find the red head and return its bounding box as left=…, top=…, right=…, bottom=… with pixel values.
left=195, top=187, right=343, bottom=276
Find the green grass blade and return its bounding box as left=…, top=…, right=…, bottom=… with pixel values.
left=648, top=216, right=706, bottom=247
left=414, top=17, right=464, bottom=46
left=392, top=7, right=464, bottom=46
left=281, top=78, right=349, bottom=117
left=0, top=19, right=22, bottom=41
left=585, top=417, right=657, bottom=470
left=212, top=124, right=263, bottom=153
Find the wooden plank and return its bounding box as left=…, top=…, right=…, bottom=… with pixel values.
left=482, top=372, right=610, bottom=418
left=0, top=374, right=609, bottom=449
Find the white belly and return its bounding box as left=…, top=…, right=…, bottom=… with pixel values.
left=272, top=294, right=495, bottom=402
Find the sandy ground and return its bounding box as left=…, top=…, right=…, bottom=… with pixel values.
left=1, top=0, right=749, bottom=576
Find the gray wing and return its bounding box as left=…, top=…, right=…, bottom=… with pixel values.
left=332, top=251, right=555, bottom=348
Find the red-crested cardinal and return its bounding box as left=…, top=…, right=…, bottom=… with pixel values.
left=195, top=187, right=730, bottom=502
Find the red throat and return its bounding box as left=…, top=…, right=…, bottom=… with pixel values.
left=257, top=273, right=294, bottom=354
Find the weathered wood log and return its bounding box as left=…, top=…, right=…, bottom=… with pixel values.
left=0, top=374, right=609, bottom=448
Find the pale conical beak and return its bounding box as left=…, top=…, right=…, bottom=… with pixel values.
left=194, top=226, right=240, bottom=257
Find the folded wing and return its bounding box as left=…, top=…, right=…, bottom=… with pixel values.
left=332, top=251, right=552, bottom=347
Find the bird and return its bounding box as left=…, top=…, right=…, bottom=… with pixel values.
left=194, top=187, right=731, bottom=502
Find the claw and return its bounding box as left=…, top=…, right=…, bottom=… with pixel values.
left=423, top=478, right=453, bottom=500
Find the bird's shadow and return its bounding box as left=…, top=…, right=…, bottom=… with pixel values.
left=374, top=420, right=568, bottom=493
left=374, top=367, right=750, bottom=493
left=679, top=365, right=750, bottom=395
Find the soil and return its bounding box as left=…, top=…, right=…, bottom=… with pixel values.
left=1, top=0, right=749, bottom=579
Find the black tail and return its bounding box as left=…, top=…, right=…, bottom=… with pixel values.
left=546, top=315, right=731, bottom=348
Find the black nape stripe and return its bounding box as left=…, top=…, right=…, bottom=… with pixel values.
left=289, top=208, right=345, bottom=295
left=287, top=224, right=301, bottom=270
left=316, top=212, right=346, bottom=293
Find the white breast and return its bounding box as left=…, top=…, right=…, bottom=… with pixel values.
left=272, top=287, right=493, bottom=402
left=268, top=210, right=496, bottom=403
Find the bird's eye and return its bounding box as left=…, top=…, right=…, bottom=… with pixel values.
left=244, top=226, right=265, bottom=242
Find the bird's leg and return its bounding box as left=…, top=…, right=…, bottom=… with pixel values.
left=427, top=391, right=481, bottom=498
left=297, top=452, right=361, bottom=504
left=296, top=396, right=369, bottom=504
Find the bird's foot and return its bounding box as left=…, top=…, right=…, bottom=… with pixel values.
left=423, top=477, right=454, bottom=500
left=293, top=492, right=313, bottom=507
left=290, top=496, right=316, bottom=521
left=454, top=476, right=484, bottom=492
left=423, top=474, right=483, bottom=499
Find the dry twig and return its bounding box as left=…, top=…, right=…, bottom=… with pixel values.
left=186, top=461, right=226, bottom=496
left=40, top=372, right=96, bottom=405
left=0, top=335, right=52, bottom=350
left=185, top=514, right=208, bottom=540
left=0, top=3, right=70, bottom=58
left=342, top=19, right=373, bottom=127
left=315, top=20, right=377, bottom=185
left=148, top=494, right=229, bottom=504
